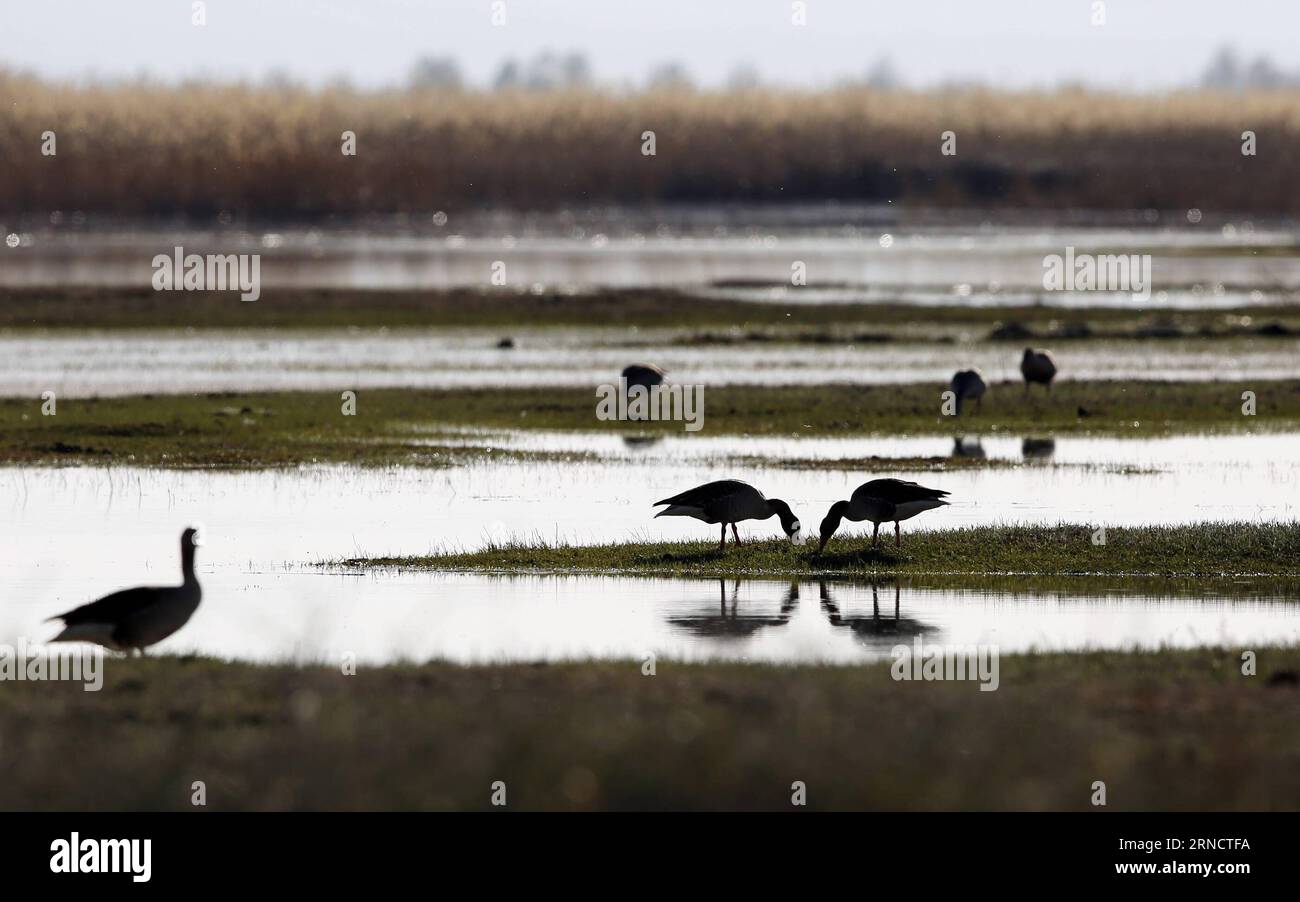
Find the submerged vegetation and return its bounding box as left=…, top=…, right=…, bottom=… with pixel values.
left=2, top=381, right=1298, bottom=467
left=4, top=648, right=1299, bottom=810
left=343, top=523, right=1300, bottom=578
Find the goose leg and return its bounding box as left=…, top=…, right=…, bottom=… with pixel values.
left=871, top=522, right=880, bottom=547
left=719, top=523, right=727, bottom=551
left=731, top=523, right=742, bottom=546
left=895, top=521, right=902, bottom=548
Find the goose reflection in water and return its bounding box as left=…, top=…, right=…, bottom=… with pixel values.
left=951, top=436, right=986, bottom=459
left=665, top=579, right=800, bottom=639
left=1021, top=437, right=1056, bottom=460
left=819, top=581, right=937, bottom=650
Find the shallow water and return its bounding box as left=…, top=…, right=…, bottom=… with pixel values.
left=2, top=431, right=1297, bottom=563
left=4, top=329, right=1298, bottom=397
left=3, top=222, right=1297, bottom=301
left=0, top=428, right=1297, bottom=662
left=3, top=568, right=1297, bottom=665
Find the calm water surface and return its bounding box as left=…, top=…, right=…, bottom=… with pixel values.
left=4, top=222, right=1298, bottom=298
left=3, top=568, right=1296, bottom=664
left=1, top=431, right=1297, bottom=662
left=3, top=330, right=1299, bottom=396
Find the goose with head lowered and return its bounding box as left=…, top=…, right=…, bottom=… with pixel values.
left=654, top=480, right=801, bottom=550
left=817, top=478, right=949, bottom=552
left=48, top=527, right=203, bottom=655
left=948, top=369, right=987, bottom=415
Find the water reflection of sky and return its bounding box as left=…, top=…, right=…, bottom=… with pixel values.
left=3, top=331, right=1298, bottom=396
left=4, top=224, right=1299, bottom=294
left=3, top=569, right=1297, bottom=665
left=0, top=433, right=1296, bottom=663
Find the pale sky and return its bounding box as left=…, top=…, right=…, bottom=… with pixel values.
left=2, top=0, right=1297, bottom=90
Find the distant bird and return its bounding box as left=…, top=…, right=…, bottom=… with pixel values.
left=622, top=364, right=666, bottom=390
left=949, top=369, right=987, bottom=414
left=1020, top=348, right=1058, bottom=393
left=48, top=527, right=202, bottom=655
left=1076, top=405, right=1092, bottom=418
left=654, top=479, right=801, bottom=550
left=817, top=478, right=950, bottom=552
left=496, top=337, right=516, bottom=349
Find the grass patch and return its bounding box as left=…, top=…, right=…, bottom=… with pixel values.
left=3, top=648, right=1298, bottom=810
left=2, top=380, right=1298, bottom=467
left=343, top=523, right=1300, bottom=578
left=6, top=287, right=1300, bottom=335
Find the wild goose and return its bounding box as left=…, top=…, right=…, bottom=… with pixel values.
left=654, top=479, right=801, bottom=550
left=948, top=369, right=987, bottom=414
left=1020, top=348, right=1058, bottom=393
left=622, top=363, right=666, bottom=390
left=817, top=478, right=949, bottom=552
left=48, top=527, right=202, bottom=655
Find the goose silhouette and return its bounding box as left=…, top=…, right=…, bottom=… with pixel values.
left=1020, top=348, right=1058, bottom=393
left=654, top=479, right=800, bottom=550
left=949, top=369, right=987, bottom=414
left=817, top=478, right=949, bottom=552
left=48, top=527, right=202, bottom=655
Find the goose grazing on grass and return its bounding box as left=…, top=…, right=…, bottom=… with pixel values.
left=817, top=479, right=949, bottom=553
left=949, top=369, right=987, bottom=414
left=48, top=527, right=202, bottom=655
left=654, top=479, right=801, bottom=550
left=1020, top=348, right=1058, bottom=393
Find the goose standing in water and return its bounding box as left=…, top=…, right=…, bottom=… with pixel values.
left=1020, top=348, right=1058, bottom=394
left=48, top=527, right=202, bottom=655
left=654, top=480, right=801, bottom=550
left=817, top=479, right=949, bottom=552
left=949, top=369, right=987, bottom=414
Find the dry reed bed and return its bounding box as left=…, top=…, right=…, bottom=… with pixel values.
left=4, top=72, right=1300, bottom=215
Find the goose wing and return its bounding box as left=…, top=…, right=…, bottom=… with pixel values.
left=49, top=586, right=162, bottom=625
left=654, top=479, right=758, bottom=509
left=855, top=478, right=950, bottom=505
